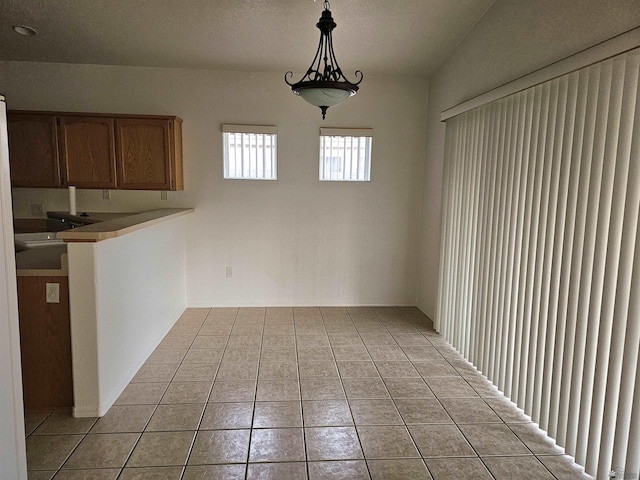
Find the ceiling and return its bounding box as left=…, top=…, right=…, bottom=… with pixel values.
left=0, top=0, right=495, bottom=78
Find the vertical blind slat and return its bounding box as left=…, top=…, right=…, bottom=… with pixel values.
left=503, top=93, right=525, bottom=397
left=595, top=54, right=639, bottom=475
left=540, top=75, right=570, bottom=430
left=495, top=97, right=513, bottom=389
left=556, top=68, right=590, bottom=446
left=576, top=59, right=614, bottom=466
left=548, top=71, right=580, bottom=440
left=487, top=103, right=503, bottom=373
left=510, top=89, right=534, bottom=404
left=566, top=64, right=601, bottom=455
left=525, top=82, right=550, bottom=416
left=614, top=53, right=640, bottom=476
left=517, top=87, right=542, bottom=406
left=586, top=56, right=627, bottom=472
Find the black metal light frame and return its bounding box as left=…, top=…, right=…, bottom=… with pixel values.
left=285, top=0, right=363, bottom=119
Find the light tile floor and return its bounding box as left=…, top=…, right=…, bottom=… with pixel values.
left=25, top=306, right=592, bottom=479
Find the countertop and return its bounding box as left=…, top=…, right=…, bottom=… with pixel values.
left=57, top=208, right=194, bottom=242
left=48, top=211, right=135, bottom=224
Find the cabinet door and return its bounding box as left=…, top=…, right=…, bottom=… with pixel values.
left=7, top=114, right=62, bottom=188
left=58, top=116, right=117, bottom=189
left=18, top=276, right=73, bottom=409
left=116, top=118, right=176, bottom=190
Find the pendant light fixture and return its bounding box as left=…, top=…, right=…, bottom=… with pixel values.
left=285, top=0, right=363, bottom=119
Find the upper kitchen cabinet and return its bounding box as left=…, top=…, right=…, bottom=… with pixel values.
left=116, top=117, right=183, bottom=191
left=58, top=116, right=117, bottom=189
left=7, top=111, right=184, bottom=191
left=8, top=113, right=62, bottom=188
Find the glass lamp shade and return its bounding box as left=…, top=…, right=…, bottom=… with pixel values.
left=292, top=80, right=359, bottom=108
left=296, top=86, right=354, bottom=107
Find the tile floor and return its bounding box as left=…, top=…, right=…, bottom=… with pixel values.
left=25, top=306, right=592, bottom=479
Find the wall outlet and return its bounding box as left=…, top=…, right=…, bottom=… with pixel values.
left=102, top=189, right=111, bottom=200
left=30, top=204, right=44, bottom=217
left=161, top=191, right=168, bottom=200
left=46, top=283, right=60, bottom=303
left=226, top=266, right=233, bottom=278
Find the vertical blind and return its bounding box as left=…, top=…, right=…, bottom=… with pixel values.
left=222, top=125, right=277, bottom=180
left=437, top=48, right=640, bottom=478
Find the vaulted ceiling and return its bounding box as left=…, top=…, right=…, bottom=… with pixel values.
left=0, top=0, right=495, bottom=77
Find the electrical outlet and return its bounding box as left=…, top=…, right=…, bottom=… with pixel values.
left=226, top=266, right=233, bottom=278
left=46, top=283, right=60, bottom=303
left=161, top=191, right=168, bottom=200
left=30, top=204, right=44, bottom=217
left=102, top=189, right=111, bottom=200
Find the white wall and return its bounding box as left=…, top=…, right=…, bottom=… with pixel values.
left=0, top=63, right=428, bottom=307
left=0, top=98, right=27, bottom=479
left=68, top=215, right=189, bottom=416
left=417, top=0, right=640, bottom=317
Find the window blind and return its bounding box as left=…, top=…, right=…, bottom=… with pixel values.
left=319, top=128, right=373, bottom=181
left=437, top=48, right=640, bottom=478
left=222, top=125, right=277, bottom=180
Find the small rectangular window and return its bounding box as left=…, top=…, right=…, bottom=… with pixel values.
left=223, top=124, right=277, bottom=180
left=319, top=128, right=372, bottom=181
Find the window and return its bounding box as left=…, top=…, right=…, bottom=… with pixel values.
left=319, top=128, right=373, bottom=181
left=222, top=124, right=277, bottom=180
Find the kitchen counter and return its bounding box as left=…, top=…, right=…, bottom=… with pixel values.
left=48, top=211, right=136, bottom=225
left=16, top=245, right=68, bottom=276
left=13, top=209, right=193, bottom=272
left=57, top=208, right=194, bottom=242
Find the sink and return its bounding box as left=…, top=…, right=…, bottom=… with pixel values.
left=14, top=232, right=66, bottom=249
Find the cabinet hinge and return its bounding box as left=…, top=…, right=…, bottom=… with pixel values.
left=170, top=180, right=174, bottom=189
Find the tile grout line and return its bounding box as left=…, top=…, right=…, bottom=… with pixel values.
left=179, top=307, right=225, bottom=480
left=293, top=308, right=311, bottom=480
left=243, top=308, right=264, bottom=479
left=329, top=309, right=371, bottom=476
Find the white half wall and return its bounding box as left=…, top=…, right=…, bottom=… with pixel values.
left=68, top=216, right=188, bottom=416
left=417, top=0, right=640, bottom=317
left=0, top=63, right=428, bottom=308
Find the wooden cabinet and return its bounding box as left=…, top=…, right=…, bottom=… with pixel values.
left=8, top=111, right=183, bottom=191
left=116, top=117, right=183, bottom=190
left=17, top=276, right=73, bottom=409
left=7, top=114, right=62, bottom=188
left=59, top=116, right=117, bottom=189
